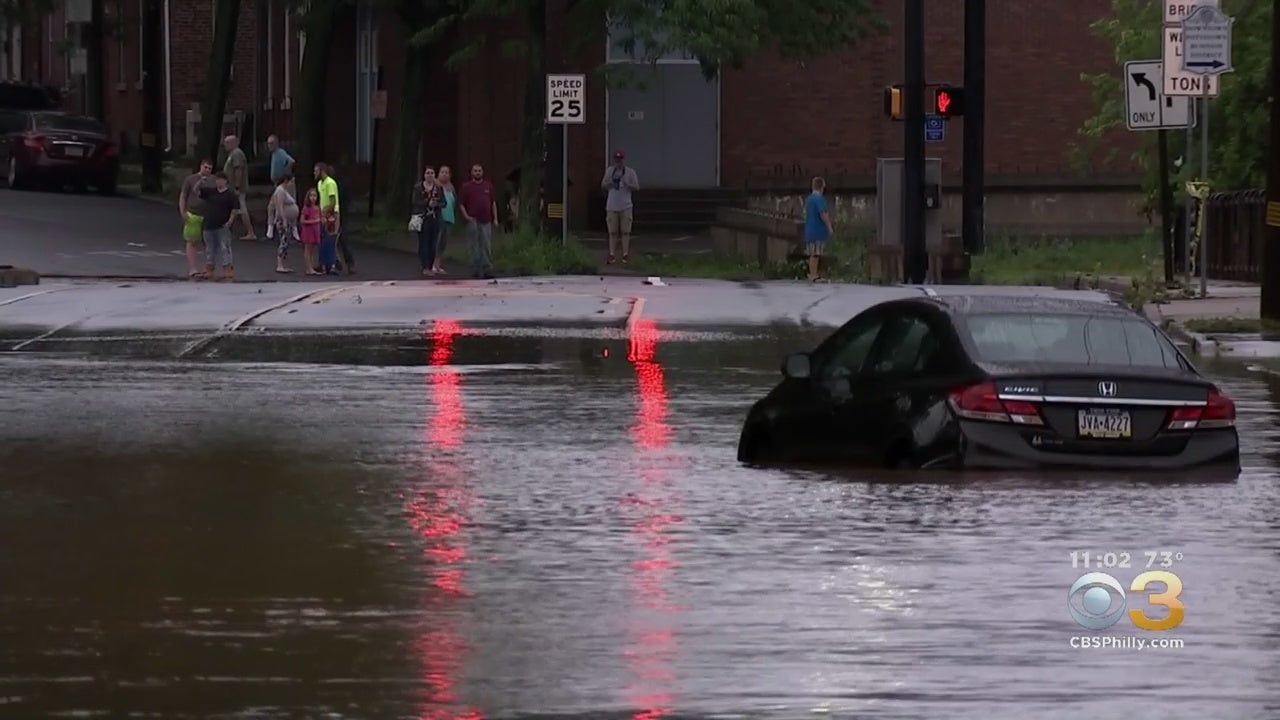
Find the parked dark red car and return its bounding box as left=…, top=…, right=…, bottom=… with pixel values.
left=0, top=110, right=119, bottom=194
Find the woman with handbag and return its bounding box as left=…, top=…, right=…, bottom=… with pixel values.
left=410, top=166, right=444, bottom=276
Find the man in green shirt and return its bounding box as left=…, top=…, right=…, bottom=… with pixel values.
left=223, top=134, right=257, bottom=240
left=313, top=162, right=354, bottom=274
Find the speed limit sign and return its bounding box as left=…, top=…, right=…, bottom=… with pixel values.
left=546, top=74, right=586, bottom=124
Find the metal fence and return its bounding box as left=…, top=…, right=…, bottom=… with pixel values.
left=1204, top=189, right=1265, bottom=282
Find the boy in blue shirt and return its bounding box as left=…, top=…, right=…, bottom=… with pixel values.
left=804, top=176, right=834, bottom=281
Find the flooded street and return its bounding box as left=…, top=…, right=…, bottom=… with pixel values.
left=3, top=322, right=1280, bottom=719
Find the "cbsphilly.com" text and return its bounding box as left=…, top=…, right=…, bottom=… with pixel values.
left=1070, top=636, right=1185, bottom=650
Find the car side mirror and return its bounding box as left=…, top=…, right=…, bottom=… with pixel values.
left=782, top=352, right=812, bottom=379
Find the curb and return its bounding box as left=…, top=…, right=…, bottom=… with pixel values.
left=1162, top=318, right=1219, bottom=357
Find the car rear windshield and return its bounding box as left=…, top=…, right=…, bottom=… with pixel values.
left=964, top=313, right=1185, bottom=368
left=33, top=114, right=105, bottom=133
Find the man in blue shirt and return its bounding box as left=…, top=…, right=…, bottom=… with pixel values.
left=804, top=176, right=834, bottom=281
left=266, top=135, right=295, bottom=237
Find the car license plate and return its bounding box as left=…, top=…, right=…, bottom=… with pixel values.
left=63, top=146, right=84, bottom=157
left=1078, top=408, right=1132, bottom=439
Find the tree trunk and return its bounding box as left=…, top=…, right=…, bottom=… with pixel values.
left=85, top=0, right=105, bottom=120
left=197, top=0, right=241, bottom=165
left=517, top=0, right=547, bottom=237
left=384, top=41, right=429, bottom=220
left=293, top=0, right=341, bottom=195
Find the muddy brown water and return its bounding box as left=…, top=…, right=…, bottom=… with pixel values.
left=2, top=325, right=1280, bottom=719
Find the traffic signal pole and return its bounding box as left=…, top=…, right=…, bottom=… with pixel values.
left=1262, top=0, right=1280, bottom=322
left=962, top=0, right=985, bottom=256
left=903, top=0, right=927, bottom=284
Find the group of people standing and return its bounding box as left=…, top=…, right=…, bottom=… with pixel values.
left=409, top=162, right=497, bottom=279
left=264, top=136, right=354, bottom=276
left=178, top=137, right=647, bottom=282
left=177, top=134, right=353, bottom=280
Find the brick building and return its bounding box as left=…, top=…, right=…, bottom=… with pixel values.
left=2, top=0, right=1143, bottom=234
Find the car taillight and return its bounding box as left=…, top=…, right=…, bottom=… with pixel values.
left=23, top=134, right=47, bottom=151
left=102, top=142, right=118, bottom=157
left=1165, top=387, right=1235, bottom=430
left=948, top=381, right=1044, bottom=426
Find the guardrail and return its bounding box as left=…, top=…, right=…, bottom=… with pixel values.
left=1203, top=189, right=1265, bottom=282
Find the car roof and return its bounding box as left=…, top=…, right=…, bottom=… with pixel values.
left=917, top=293, right=1136, bottom=319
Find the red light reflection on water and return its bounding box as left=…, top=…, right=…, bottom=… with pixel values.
left=406, top=318, right=484, bottom=720
left=624, top=318, right=682, bottom=719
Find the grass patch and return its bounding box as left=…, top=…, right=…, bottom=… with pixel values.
left=362, top=218, right=596, bottom=276
left=970, top=234, right=1161, bottom=286
left=627, top=229, right=870, bottom=282
left=626, top=230, right=1162, bottom=288
left=1181, top=317, right=1278, bottom=334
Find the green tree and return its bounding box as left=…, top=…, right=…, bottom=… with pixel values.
left=382, top=0, right=458, bottom=219
left=450, top=0, right=886, bottom=234
left=293, top=0, right=345, bottom=192
left=1078, top=0, right=1273, bottom=206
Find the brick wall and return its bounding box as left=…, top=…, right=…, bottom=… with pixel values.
left=720, top=0, right=1140, bottom=188
left=169, top=0, right=259, bottom=156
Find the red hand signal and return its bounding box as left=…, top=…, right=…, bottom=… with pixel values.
left=937, top=91, right=951, bottom=114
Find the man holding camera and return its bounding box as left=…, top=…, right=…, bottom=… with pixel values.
left=601, top=149, right=639, bottom=265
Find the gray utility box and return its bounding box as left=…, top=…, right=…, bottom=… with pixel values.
left=876, top=158, right=943, bottom=250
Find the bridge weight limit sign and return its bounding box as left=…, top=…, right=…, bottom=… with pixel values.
left=546, top=74, right=586, bottom=245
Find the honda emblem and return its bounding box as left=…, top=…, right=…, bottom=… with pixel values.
left=1098, top=381, right=1117, bottom=397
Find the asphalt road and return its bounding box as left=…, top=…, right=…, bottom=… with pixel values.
left=0, top=186, right=426, bottom=281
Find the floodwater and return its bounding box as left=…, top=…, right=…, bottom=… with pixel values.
left=3, top=322, right=1280, bottom=719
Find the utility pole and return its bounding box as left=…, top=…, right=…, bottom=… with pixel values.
left=1263, top=0, right=1280, bottom=321
left=140, top=0, right=164, bottom=193
left=961, top=0, right=985, bottom=256
left=902, top=0, right=926, bottom=284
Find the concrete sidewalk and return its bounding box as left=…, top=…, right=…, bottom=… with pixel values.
left=0, top=278, right=1111, bottom=350
left=1135, top=280, right=1280, bottom=360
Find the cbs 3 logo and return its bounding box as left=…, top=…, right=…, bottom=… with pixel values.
left=1068, top=571, right=1185, bottom=631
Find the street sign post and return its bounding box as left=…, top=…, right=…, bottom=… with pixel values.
left=1161, top=27, right=1219, bottom=96
left=1178, top=6, right=1232, bottom=299
left=1123, top=60, right=1195, bottom=131
left=1162, top=1, right=1219, bottom=286
left=545, top=74, right=586, bottom=246
left=925, top=114, right=945, bottom=143
left=1180, top=5, right=1234, bottom=75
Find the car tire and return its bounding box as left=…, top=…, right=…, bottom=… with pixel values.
left=737, top=423, right=774, bottom=464
left=883, top=439, right=915, bottom=469
left=6, top=156, right=27, bottom=190
left=97, top=176, right=118, bottom=196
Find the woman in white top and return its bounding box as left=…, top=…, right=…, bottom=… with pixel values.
left=272, top=173, right=301, bottom=273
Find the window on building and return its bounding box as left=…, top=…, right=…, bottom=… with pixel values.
left=62, top=22, right=71, bottom=83
left=282, top=8, right=291, bottom=108
left=265, top=0, right=274, bottom=109
left=137, top=4, right=144, bottom=88
left=116, top=16, right=127, bottom=85
left=1, top=21, right=24, bottom=81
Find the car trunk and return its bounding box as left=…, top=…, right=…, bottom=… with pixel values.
left=40, top=129, right=109, bottom=161
left=985, top=364, right=1219, bottom=456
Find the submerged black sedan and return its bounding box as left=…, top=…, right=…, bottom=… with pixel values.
left=737, top=294, right=1240, bottom=471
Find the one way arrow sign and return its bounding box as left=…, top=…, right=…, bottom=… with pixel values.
left=1123, top=60, right=1196, bottom=131
left=1181, top=6, right=1234, bottom=76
